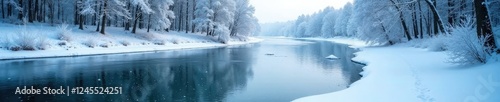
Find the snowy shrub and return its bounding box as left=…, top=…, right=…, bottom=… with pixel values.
left=138, top=32, right=170, bottom=45
left=214, top=25, right=231, bottom=44
left=120, top=41, right=131, bottom=46
left=6, top=28, right=50, bottom=51
left=138, top=32, right=158, bottom=41
left=83, top=39, right=99, bottom=48
left=57, top=24, right=73, bottom=42
left=171, top=38, right=181, bottom=44
left=232, top=35, right=249, bottom=42
left=58, top=41, right=67, bottom=46
left=153, top=40, right=167, bottom=45
left=446, top=17, right=493, bottom=64
left=15, top=31, right=38, bottom=50
left=0, top=37, right=7, bottom=49
left=427, top=35, right=448, bottom=52
left=36, top=37, right=50, bottom=50
left=100, top=43, right=109, bottom=48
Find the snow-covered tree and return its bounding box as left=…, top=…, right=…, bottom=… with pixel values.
left=147, top=0, right=175, bottom=32
left=193, top=0, right=213, bottom=34
left=0, top=0, right=258, bottom=42
left=230, top=0, right=259, bottom=37
left=81, top=0, right=130, bottom=34
left=320, top=8, right=338, bottom=38
left=305, top=7, right=330, bottom=37
left=211, top=0, right=235, bottom=42
left=334, top=3, right=353, bottom=36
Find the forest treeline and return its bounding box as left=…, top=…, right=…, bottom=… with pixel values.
left=261, top=0, right=499, bottom=64
left=0, top=0, right=259, bottom=43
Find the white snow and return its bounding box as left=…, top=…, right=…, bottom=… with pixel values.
left=0, top=23, right=262, bottom=60
left=325, top=54, right=339, bottom=59
left=293, top=38, right=500, bottom=102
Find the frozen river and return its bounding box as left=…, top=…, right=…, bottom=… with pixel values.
left=0, top=38, right=362, bottom=102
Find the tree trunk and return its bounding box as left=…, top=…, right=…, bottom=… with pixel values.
left=185, top=0, right=189, bottom=33
left=93, top=0, right=98, bottom=25
left=191, top=0, right=196, bottom=33
left=78, top=14, right=84, bottom=30
left=418, top=0, right=424, bottom=38
left=147, top=14, right=151, bottom=32
left=132, top=5, right=140, bottom=34
left=96, top=2, right=101, bottom=32
left=74, top=0, right=78, bottom=25
left=18, top=0, right=23, bottom=20
left=28, top=0, right=33, bottom=22
left=2, top=0, right=4, bottom=18
left=448, top=0, right=455, bottom=27
left=125, top=1, right=131, bottom=31
left=78, top=0, right=84, bottom=30
left=474, top=0, right=497, bottom=51
left=423, top=0, right=446, bottom=35
left=100, top=0, right=107, bottom=35
left=34, top=0, right=38, bottom=21
left=379, top=19, right=393, bottom=45
left=459, top=0, right=467, bottom=23
left=50, top=1, right=55, bottom=25
left=58, top=0, right=62, bottom=22
left=390, top=0, right=412, bottom=41
left=412, top=3, right=419, bottom=39
left=427, top=11, right=432, bottom=37
left=7, top=1, right=11, bottom=17
left=39, top=0, right=43, bottom=22
left=178, top=2, right=183, bottom=31
left=139, top=11, right=143, bottom=29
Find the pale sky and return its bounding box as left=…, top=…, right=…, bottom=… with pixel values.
left=249, top=0, right=353, bottom=23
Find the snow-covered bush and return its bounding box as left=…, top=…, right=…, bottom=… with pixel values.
left=153, top=40, right=167, bottom=45
left=405, top=34, right=447, bottom=52
left=15, top=30, right=38, bottom=50
left=0, top=37, right=8, bottom=49
left=214, top=25, right=231, bottom=44
left=36, top=37, right=50, bottom=50
left=57, top=24, right=73, bottom=42
left=83, top=39, right=99, bottom=48
left=427, top=35, right=448, bottom=51
left=170, top=38, right=181, bottom=44
left=446, top=17, right=493, bottom=64
left=120, top=41, right=131, bottom=46
left=139, top=33, right=158, bottom=41
left=5, top=28, right=50, bottom=51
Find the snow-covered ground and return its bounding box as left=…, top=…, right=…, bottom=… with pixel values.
left=0, top=23, right=262, bottom=60
left=294, top=38, right=500, bottom=102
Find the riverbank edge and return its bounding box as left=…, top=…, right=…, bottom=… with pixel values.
left=292, top=37, right=500, bottom=102
left=0, top=37, right=263, bottom=60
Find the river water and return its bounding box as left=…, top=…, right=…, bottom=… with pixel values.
left=0, top=38, right=362, bottom=102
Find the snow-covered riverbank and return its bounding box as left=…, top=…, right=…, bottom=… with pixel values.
left=0, top=23, right=262, bottom=60
left=294, top=37, right=500, bottom=102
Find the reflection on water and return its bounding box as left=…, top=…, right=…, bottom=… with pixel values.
left=0, top=38, right=362, bottom=102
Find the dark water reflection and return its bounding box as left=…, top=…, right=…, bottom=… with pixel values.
left=0, top=38, right=362, bottom=102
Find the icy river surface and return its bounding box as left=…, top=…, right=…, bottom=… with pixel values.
left=0, top=38, right=362, bottom=102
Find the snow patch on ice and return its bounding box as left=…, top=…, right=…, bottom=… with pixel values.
left=325, top=54, right=339, bottom=59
